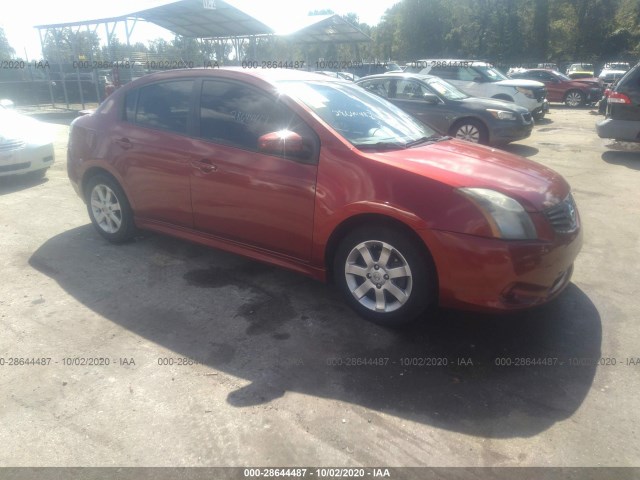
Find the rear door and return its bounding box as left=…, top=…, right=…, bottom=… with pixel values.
left=111, top=80, right=195, bottom=227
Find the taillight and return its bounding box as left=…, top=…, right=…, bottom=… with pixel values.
left=608, top=91, right=632, bottom=104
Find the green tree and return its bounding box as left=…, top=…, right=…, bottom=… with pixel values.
left=0, top=27, right=15, bottom=59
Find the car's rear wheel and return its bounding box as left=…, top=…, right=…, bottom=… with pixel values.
left=450, top=119, right=488, bottom=144
left=564, top=90, right=585, bottom=107
left=333, top=226, right=435, bottom=326
left=85, top=174, right=136, bottom=243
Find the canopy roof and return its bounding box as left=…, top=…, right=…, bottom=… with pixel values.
left=286, top=14, right=370, bottom=43
left=35, top=0, right=274, bottom=38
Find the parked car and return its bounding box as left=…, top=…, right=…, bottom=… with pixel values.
left=345, top=62, right=403, bottom=78
left=596, top=62, right=640, bottom=142
left=67, top=68, right=582, bottom=326
left=356, top=73, right=533, bottom=145
left=566, top=63, right=595, bottom=77
left=314, top=71, right=359, bottom=81
left=598, top=62, right=630, bottom=86
left=407, top=59, right=549, bottom=120
left=508, top=68, right=602, bottom=107
left=0, top=100, right=55, bottom=177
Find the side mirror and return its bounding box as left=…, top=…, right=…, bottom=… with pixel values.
left=473, top=76, right=485, bottom=83
left=258, top=130, right=310, bottom=160
left=422, top=93, right=439, bottom=104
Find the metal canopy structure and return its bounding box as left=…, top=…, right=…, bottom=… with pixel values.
left=286, top=14, right=371, bottom=44
left=130, top=0, right=274, bottom=39
left=34, top=0, right=274, bottom=40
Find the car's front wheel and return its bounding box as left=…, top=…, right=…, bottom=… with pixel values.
left=85, top=174, right=136, bottom=243
left=564, top=90, right=585, bottom=107
left=333, top=226, right=435, bottom=326
left=450, top=119, right=488, bottom=144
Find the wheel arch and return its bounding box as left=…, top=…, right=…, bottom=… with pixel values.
left=324, top=213, right=437, bottom=289
left=81, top=166, right=130, bottom=205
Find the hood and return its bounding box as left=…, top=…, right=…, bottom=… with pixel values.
left=494, top=79, right=545, bottom=89
left=571, top=77, right=601, bottom=86
left=370, top=139, right=569, bottom=212
left=459, top=96, right=529, bottom=113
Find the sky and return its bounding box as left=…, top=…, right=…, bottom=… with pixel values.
left=0, top=0, right=399, bottom=59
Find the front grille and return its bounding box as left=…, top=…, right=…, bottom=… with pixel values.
left=0, top=139, right=25, bottom=152
left=545, top=193, right=578, bottom=233
left=534, top=87, right=547, bottom=102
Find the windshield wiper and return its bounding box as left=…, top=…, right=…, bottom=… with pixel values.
left=355, top=141, right=406, bottom=150
left=405, top=135, right=451, bottom=148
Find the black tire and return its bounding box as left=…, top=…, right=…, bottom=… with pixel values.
left=333, top=225, right=436, bottom=326
left=84, top=174, right=136, bottom=243
left=564, top=90, right=585, bottom=107
left=533, top=111, right=546, bottom=121
left=450, top=118, right=489, bottom=145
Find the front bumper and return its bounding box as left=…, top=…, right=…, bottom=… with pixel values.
left=420, top=226, right=583, bottom=311
left=0, top=143, right=55, bottom=176
left=489, top=121, right=534, bottom=144
left=532, top=99, right=550, bottom=117
left=596, top=118, right=640, bottom=142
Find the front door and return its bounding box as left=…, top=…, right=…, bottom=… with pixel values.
left=188, top=79, right=318, bottom=261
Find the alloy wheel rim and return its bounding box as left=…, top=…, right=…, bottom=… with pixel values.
left=344, top=240, right=413, bottom=313
left=90, top=184, right=123, bottom=234
left=566, top=92, right=582, bottom=106
left=455, top=124, right=480, bottom=142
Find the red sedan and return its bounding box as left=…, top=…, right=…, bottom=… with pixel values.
left=509, top=69, right=602, bottom=107
left=67, top=68, right=582, bottom=326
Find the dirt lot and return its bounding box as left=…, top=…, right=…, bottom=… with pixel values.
left=1, top=105, right=639, bottom=469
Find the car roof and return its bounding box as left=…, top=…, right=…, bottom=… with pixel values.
left=121, top=67, right=348, bottom=91
left=355, top=72, right=439, bottom=82
left=413, top=59, right=489, bottom=66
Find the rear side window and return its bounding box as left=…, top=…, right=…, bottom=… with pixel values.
left=133, top=81, right=193, bottom=134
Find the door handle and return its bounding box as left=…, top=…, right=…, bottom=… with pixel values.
left=115, top=137, right=132, bottom=149
left=192, top=158, right=218, bottom=173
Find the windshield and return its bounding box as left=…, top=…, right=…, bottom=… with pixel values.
left=280, top=80, right=436, bottom=149
left=554, top=71, right=571, bottom=81
left=472, top=65, right=509, bottom=81
left=426, top=77, right=468, bottom=100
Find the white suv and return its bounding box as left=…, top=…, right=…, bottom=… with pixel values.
left=406, top=60, right=549, bottom=119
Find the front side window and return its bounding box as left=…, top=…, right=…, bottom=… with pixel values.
left=395, top=79, right=427, bottom=100
left=199, top=80, right=310, bottom=153
left=471, top=65, right=508, bottom=81
left=425, top=78, right=468, bottom=100
left=135, top=81, right=193, bottom=134
left=359, top=80, right=391, bottom=99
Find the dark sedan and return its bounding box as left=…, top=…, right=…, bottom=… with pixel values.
left=356, top=73, right=533, bottom=145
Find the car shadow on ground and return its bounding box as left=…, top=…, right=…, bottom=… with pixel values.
left=498, top=144, right=539, bottom=157
left=534, top=117, right=554, bottom=126
left=601, top=151, right=640, bottom=170
left=29, top=226, right=601, bottom=439
left=0, top=172, right=48, bottom=195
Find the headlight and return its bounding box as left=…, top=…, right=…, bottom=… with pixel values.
left=486, top=109, right=517, bottom=121
left=516, top=87, right=534, bottom=98
left=458, top=188, right=537, bottom=240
